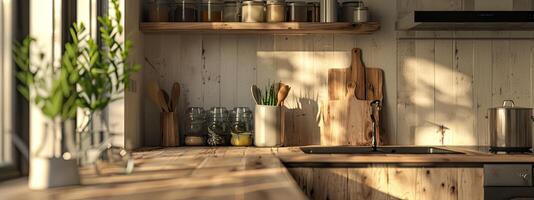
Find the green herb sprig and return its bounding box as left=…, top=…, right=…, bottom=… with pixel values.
left=258, top=81, right=278, bottom=106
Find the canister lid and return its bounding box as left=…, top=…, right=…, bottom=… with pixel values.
left=489, top=100, right=533, bottom=110
left=287, top=1, right=306, bottom=6
left=341, top=1, right=363, bottom=6
left=242, top=0, right=266, bottom=5
left=267, top=0, right=285, bottom=5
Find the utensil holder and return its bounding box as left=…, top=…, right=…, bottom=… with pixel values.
left=254, top=105, right=282, bottom=147
left=161, top=112, right=180, bottom=147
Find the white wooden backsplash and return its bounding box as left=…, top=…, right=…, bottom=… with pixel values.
left=140, top=0, right=534, bottom=146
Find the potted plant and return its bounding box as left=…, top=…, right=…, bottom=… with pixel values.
left=14, top=0, right=139, bottom=189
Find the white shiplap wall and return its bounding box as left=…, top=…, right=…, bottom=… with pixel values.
left=139, top=0, right=534, bottom=146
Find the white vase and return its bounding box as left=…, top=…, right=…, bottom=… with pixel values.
left=29, top=157, right=80, bottom=189
left=28, top=119, right=80, bottom=189
left=254, top=105, right=281, bottom=147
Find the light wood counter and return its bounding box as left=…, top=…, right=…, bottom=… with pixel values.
left=1, top=146, right=534, bottom=200
left=276, top=146, right=534, bottom=165
left=0, top=147, right=306, bottom=200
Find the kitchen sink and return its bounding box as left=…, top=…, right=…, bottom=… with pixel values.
left=300, top=146, right=464, bottom=154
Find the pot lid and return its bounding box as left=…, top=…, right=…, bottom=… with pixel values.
left=489, top=100, right=533, bottom=110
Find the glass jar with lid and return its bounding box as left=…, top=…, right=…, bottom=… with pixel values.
left=241, top=0, right=266, bottom=22
left=230, top=107, right=253, bottom=146
left=341, top=1, right=363, bottom=22
left=223, top=1, right=240, bottom=22
left=185, top=107, right=207, bottom=146
left=207, top=107, right=230, bottom=146
left=287, top=1, right=307, bottom=22
left=146, top=0, right=171, bottom=22
left=266, top=0, right=285, bottom=22
left=175, top=0, right=198, bottom=22
left=201, top=0, right=224, bottom=22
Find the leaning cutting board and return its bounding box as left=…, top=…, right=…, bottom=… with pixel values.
left=326, top=48, right=384, bottom=146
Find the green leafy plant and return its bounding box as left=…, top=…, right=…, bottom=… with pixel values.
left=258, top=81, right=278, bottom=106
left=14, top=0, right=140, bottom=126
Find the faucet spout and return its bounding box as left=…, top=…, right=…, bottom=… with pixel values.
left=370, top=100, right=381, bottom=151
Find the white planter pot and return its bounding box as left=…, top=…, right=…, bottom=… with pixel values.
left=29, top=157, right=80, bottom=189
left=254, top=105, right=281, bottom=147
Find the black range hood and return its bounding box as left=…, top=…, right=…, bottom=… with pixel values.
left=397, top=11, right=534, bottom=30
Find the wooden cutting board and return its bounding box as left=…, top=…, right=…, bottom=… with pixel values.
left=326, top=48, right=384, bottom=146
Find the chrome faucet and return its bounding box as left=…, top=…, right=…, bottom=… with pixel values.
left=370, top=100, right=381, bottom=151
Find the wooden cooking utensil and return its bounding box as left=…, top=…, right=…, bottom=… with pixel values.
left=170, top=82, right=180, bottom=112
left=148, top=81, right=165, bottom=112
left=160, top=89, right=170, bottom=112
left=276, top=84, right=291, bottom=106
left=251, top=85, right=260, bottom=104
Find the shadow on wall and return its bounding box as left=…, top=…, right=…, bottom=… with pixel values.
left=401, top=56, right=475, bottom=146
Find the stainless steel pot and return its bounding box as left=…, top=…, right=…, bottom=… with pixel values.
left=489, top=100, right=533, bottom=151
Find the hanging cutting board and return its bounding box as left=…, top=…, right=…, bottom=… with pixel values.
left=326, top=48, right=384, bottom=146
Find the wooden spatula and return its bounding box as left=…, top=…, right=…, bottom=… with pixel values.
left=148, top=81, right=165, bottom=112
left=277, top=82, right=291, bottom=106
left=170, top=82, right=180, bottom=112
left=160, top=89, right=170, bottom=112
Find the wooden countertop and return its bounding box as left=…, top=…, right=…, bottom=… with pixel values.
left=0, top=147, right=307, bottom=200
left=277, top=146, right=534, bottom=165
left=1, top=146, right=534, bottom=200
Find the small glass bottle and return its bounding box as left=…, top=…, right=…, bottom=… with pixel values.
left=201, top=0, right=224, bottom=22
left=207, top=107, right=230, bottom=146
left=146, top=0, right=171, bottom=22
left=185, top=107, right=207, bottom=146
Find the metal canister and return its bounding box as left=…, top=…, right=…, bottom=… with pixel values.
left=241, top=0, right=266, bottom=22
left=341, top=1, right=362, bottom=22
left=353, top=4, right=368, bottom=22
left=320, top=0, right=337, bottom=22
left=287, top=1, right=307, bottom=22
left=266, top=0, right=285, bottom=22
left=307, top=1, right=320, bottom=22
left=488, top=100, right=533, bottom=152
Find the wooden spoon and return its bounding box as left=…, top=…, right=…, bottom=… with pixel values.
left=170, top=82, right=180, bottom=112
left=277, top=83, right=291, bottom=106
left=160, top=89, right=170, bottom=112
left=148, top=81, right=165, bottom=112
left=251, top=85, right=260, bottom=104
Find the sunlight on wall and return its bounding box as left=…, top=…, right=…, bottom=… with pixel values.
left=404, top=57, right=476, bottom=146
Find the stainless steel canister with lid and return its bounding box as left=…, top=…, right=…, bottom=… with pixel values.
left=266, top=0, right=286, bottom=22
left=287, top=1, right=307, bottom=22
left=341, top=1, right=362, bottom=22
left=242, top=0, right=266, bottom=22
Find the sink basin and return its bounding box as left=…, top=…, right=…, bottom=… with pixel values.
left=300, top=146, right=463, bottom=154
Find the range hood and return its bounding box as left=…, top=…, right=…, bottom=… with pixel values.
left=397, top=11, right=534, bottom=30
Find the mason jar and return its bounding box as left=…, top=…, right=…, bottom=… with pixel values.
left=223, top=1, right=241, bottom=22
left=146, top=0, right=171, bottom=22
left=207, top=107, right=230, bottom=146
left=185, top=107, right=207, bottom=146
left=175, top=0, right=199, bottom=22
left=230, top=107, right=253, bottom=134
left=201, top=0, right=224, bottom=22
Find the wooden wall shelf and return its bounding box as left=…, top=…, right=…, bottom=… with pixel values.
left=139, top=22, right=380, bottom=34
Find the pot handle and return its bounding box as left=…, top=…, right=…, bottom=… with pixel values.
left=503, top=100, right=515, bottom=107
